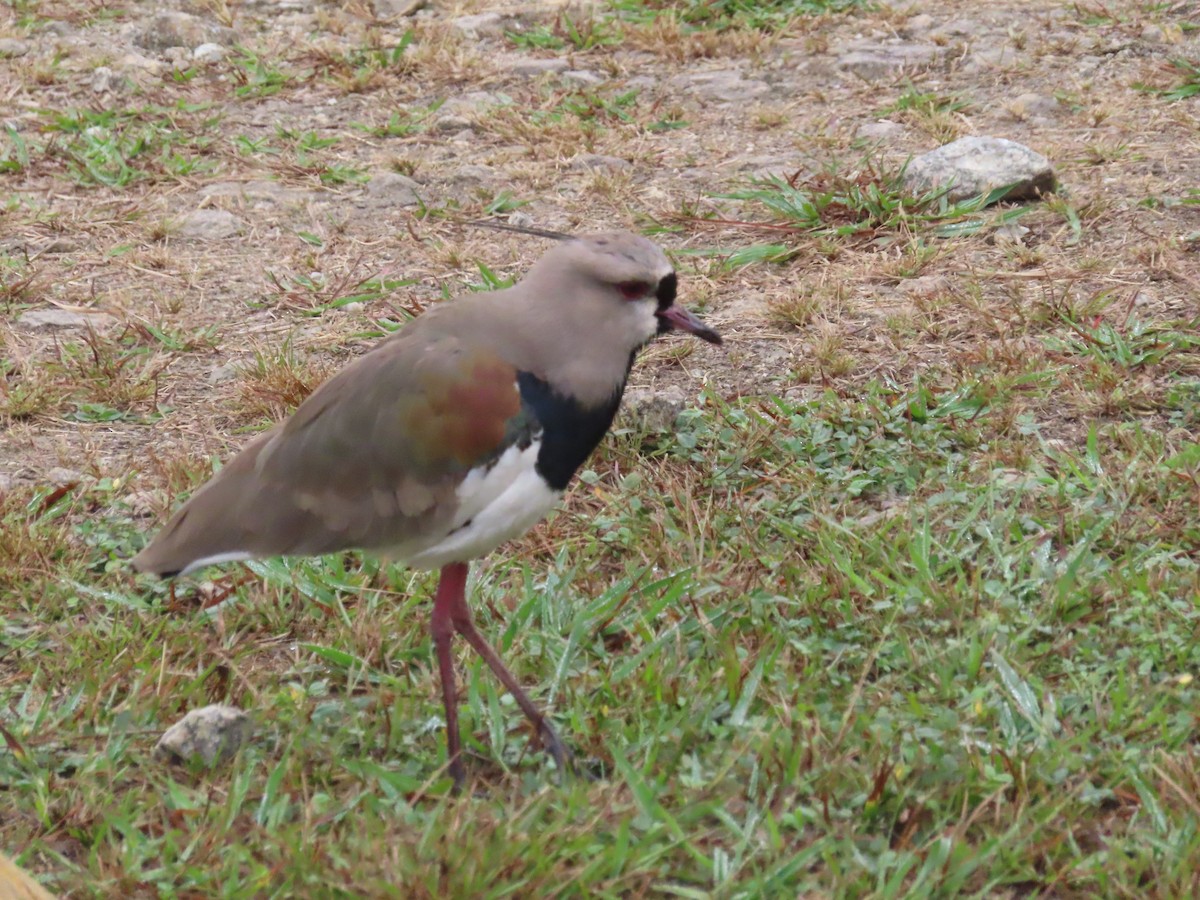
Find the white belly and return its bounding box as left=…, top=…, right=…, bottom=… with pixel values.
left=401, top=442, right=561, bottom=570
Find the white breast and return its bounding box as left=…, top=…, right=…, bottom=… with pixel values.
left=400, top=441, right=562, bottom=570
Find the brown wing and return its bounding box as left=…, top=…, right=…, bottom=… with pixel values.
left=132, top=331, right=531, bottom=577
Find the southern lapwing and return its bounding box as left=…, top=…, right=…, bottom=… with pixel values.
left=133, top=230, right=721, bottom=786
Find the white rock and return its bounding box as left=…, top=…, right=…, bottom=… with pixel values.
left=903, top=136, right=1057, bottom=204
left=451, top=12, right=506, bottom=40
left=621, top=386, right=688, bottom=433
left=512, top=58, right=569, bottom=77
left=17, top=308, right=118, bottom=331
left=0, top=38, right=31, bottom=57
left=193, top=42, right=227, bottom=63
left=836, top=42, right=940, bottom=81
left=570, top=154, right=631, bottom=171
left=155, top=705, right=252, bottom=766
left=176, top=209, right=244, bottom=240
left=365, top=172, right=421, bottom=206
left=91, top=67, right=126, bottom=94
left=671, top=69, right=770, bottom=103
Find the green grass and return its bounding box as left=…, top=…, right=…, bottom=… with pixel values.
left=6, top=368, right=1200, bottom=895
left=612, top=0, right=869, bottom=31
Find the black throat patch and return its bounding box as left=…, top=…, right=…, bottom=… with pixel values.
left=516, top=371, right=625, bottom=491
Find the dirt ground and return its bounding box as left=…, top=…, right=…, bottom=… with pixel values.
left=2, top=0, right=1197, bottom=495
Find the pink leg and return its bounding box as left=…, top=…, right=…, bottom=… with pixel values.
left=430, top=562, right=469, bottom=788
left=444, top=568, right=571, bottom=775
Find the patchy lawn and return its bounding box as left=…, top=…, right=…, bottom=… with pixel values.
left=3, top=0, right=1200, bottom=895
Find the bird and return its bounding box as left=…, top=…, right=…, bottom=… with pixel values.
left=132, top=229, right=722, bottom=787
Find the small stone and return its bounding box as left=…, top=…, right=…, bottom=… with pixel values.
left=512, top=58, right=570, bottom=77
left=176, top=209, right=243, bottom=240
left=1006, top=92, right=1059, bottom=120
left=155, top=704, right=252, bottom=767
left=856, top=120, right=905, bottom=141
left=192, top=42, right=227, bottom=63
left=903, top=136, right=1057, bottom=204
left=672, top=69, right=770, bottom=103
left=451, top=11, right=506, bottom=40
left=46, top=467, right=84, bottom=485
left=903, top=14, right=935, bottom=35
left=123, top=490, right=161, bottom=516
left=91, top=67, right=127, bottom=94
left=836, top=42, right=940, bottom=81
left=621, top=386, right=688, bottom=433
left=993, top=223, right=1031, bottom=244
left=570, top=153, right=631, bottom=172
left=365, top=172, right=421, bottom=206
left=1141, top=23, right=1183, bottom=43
left=119, top=52, right=164, bottom=76
left=17, top=308, right=118, bottom=331
left=207, top=363, right=239, bottom=385
left=898, top=274, right=950, bottom=298
left=134, top=12, right=239, bottom=53
left=0, top=38, right=31, bottom=58
left=372, top=0, right=426, bottom=17
left=563, top=69, right=605, bottom=87
left=432, top=114, right=472, bottom=133
left=448, top=164, right=494, bottom=185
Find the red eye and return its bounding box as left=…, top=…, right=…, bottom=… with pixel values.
left=617, top=281, right=650, bottom=300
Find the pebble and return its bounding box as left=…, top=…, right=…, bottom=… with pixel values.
left=621, top=386, right=688, bottom=433
left=670, top=69, right=771, bottom=103
left=155, top=705, right=252, bottom=767
left=176, top=209, right=244, bottom=240
left=0, top=38, right=30, bottom=57
left=17, top=308, right=118, bottom=331
left=512, top=58, right=570, bottom=77
left=193, top=42, right=227, bottom=63
left=364, top=172, right=421, bottom=206
left=835, top=42, right=940, bottom=81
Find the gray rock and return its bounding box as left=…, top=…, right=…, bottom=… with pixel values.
left=836, top=42, right=940, bottom=81
left=372, top=0, right=426, bottom=17
left=135, top=12, right=239, bottom=53
left=856, top=120, right=905, bottom=141
left=570, top=153, right=631, bottom=172
left=621, top=386, right=688, bottom=433
left=1006, top=92, right=1060, bottom=120
left=671, top=69, right=770, bottom=103
left=46, top=467, right=84, bottom=485
left=91, top=67, right=128, bottom=95
left=563, top=69, right=605, bottom=87
left=207, top=363, right=239, bottom=385
left=992, top=223, right=1031, bottom=244
left=432, top=114, right=472, bottom=133
left=512, top=57, right=570, bottom=77
left=902, top=13, right=935, bottom=36
left=448, top=164, right=495, bottom=185
left=365, top=172, right=421, bottom=206
left=192, top=42, right=227, bottom=63
left=118, top=52, right=164, bottom=76
left=17, top=308, right=118, bottom=331
left=903, top=136, right=1057, bottom=204
left=451, top=12, right=507, bottom=40
left=176, top=209, right=244, bottom=240
left=155, top=704, right=252, bottom=767
left=0, top=38, right=31, bottom=57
